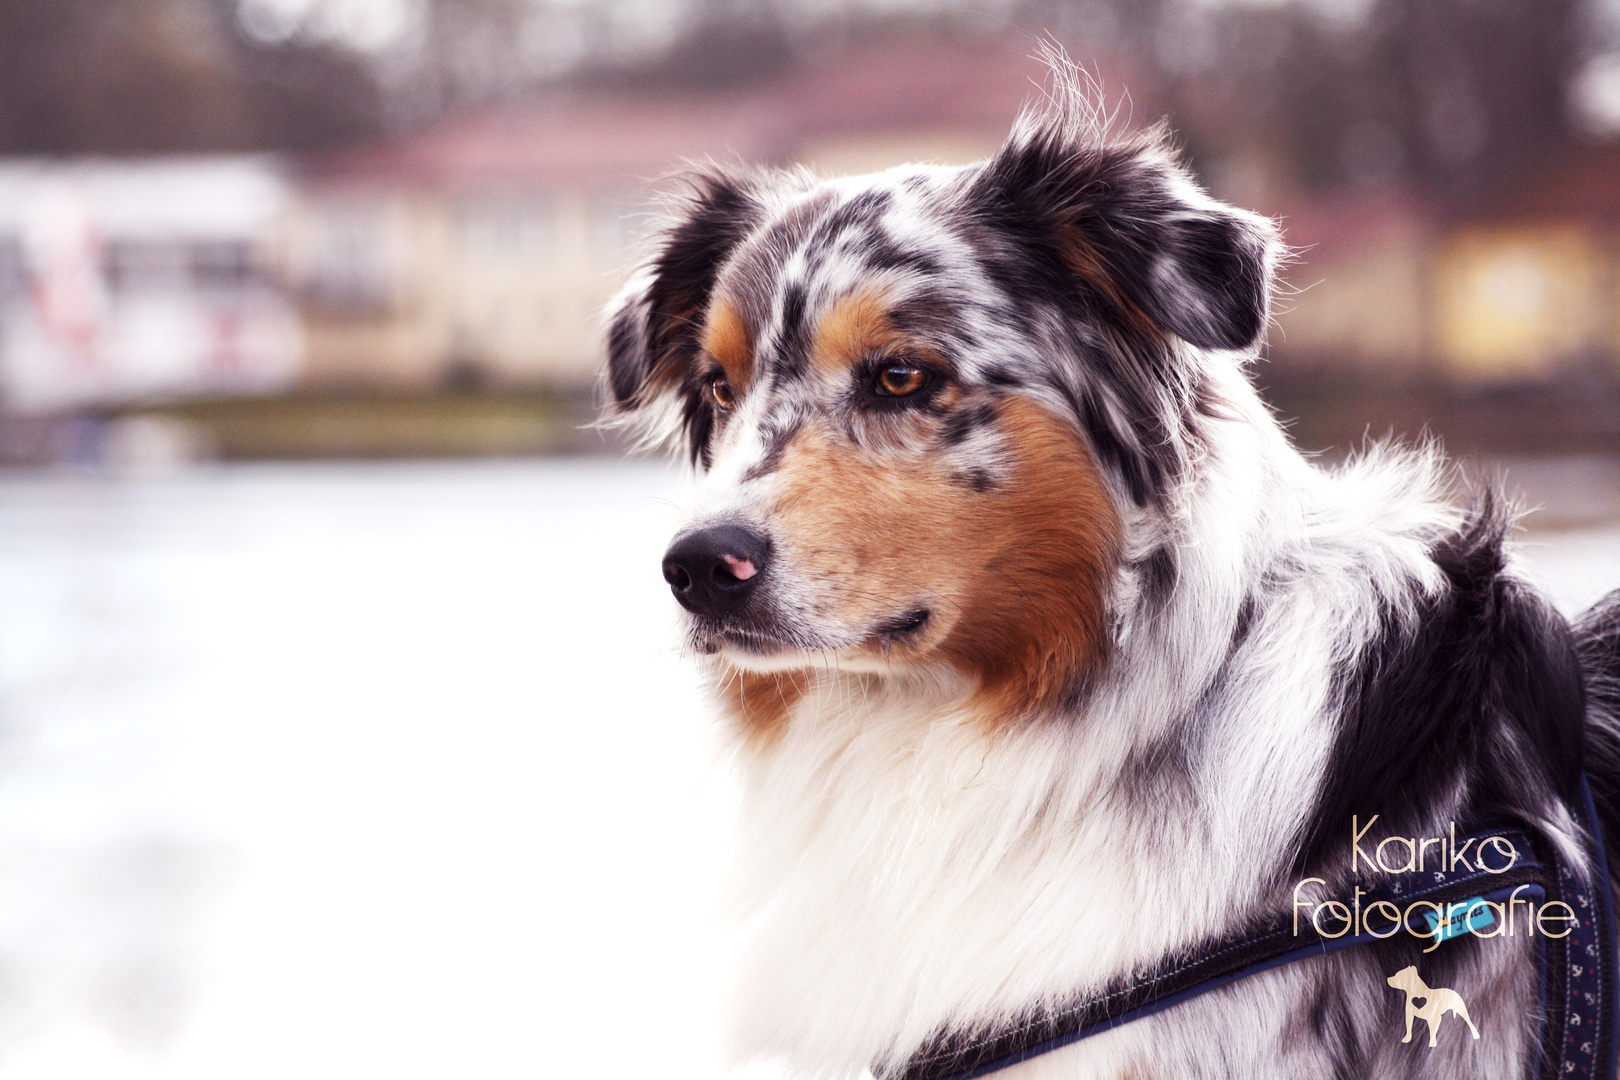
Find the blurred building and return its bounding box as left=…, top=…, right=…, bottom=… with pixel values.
left=1263, top=148, right=1620, bottom=387
left=2, top=30, right=1619, bottom=461
left=289, top=33, right=1620, bottom=398
left=0, top=157, right=300, bottom=414
left=1259, top=194, right=1431, bottom=381
left=1432, top=149, right=1620, bottom=382
left=0, top=37, right=1055, bottom=461
left=282, top=36, right=1046, bottom=392
left=285, top=100, right=742, bottom=390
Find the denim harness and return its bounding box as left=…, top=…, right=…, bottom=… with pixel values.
left=881, top=778, right=1618, bottom=1080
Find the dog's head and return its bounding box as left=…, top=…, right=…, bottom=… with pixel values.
left=606, top=76, right=1279, bottom=724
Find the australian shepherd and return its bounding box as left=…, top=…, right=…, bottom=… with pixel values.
left=603, top=62, right=1620, bottom=1080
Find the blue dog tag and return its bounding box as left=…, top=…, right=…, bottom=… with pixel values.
left=1422, top=897, right=1496, bottom=943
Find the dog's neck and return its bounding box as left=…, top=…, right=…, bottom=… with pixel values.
left=717, top=375, right=1463, bottom=1076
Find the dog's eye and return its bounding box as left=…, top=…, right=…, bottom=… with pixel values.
left=709, top=374, right=736, bottom=410
left=874, top=364, right=929, bottom=398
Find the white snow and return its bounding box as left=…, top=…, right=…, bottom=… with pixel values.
left=0, top=458, right=1614, bottom=1079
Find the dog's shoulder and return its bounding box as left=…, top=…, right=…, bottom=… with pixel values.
left=1296, top=491, right=1585, bottom=872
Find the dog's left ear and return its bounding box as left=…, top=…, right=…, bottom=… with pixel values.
left=966, top=110, right=1279, bottom=352
left=603, top=167, right=764, bottom=459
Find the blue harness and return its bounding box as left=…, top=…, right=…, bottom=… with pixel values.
left=882, top=778, right=1618, bottom=1080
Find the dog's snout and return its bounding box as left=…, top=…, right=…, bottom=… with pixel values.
left=662, top=524, right=770, bottom=617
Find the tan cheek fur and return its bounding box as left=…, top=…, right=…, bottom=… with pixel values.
left=940, top=396, right=1120, bottom=723
left=735, top=395, right=1118, bottom=732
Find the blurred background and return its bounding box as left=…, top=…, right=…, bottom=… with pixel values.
left=2, top=0, right=1620, bottom=1077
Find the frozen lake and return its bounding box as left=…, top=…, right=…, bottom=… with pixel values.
left=0, top=457, right=1617, bottom=1079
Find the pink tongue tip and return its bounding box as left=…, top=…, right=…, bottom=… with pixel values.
left=721, top=554, right=757, bottom=581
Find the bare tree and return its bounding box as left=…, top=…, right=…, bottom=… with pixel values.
left=0, top=0, right=382, bottom=153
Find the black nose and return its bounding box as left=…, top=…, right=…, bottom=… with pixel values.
left=662, top=523, right=770, bottom=617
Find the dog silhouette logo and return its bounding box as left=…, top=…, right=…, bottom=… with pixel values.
left=1386, top=966, right=1481, bottom=1046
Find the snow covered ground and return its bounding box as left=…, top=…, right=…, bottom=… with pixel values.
left=0, top=458, right=1615, bottom=1080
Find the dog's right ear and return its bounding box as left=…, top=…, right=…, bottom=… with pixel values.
left=604, top=168, right=762, bottom=460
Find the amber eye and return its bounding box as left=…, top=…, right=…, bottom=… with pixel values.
left=875, top=364, right=929, bottom=397
left=709, top=374, right=736, bottom=410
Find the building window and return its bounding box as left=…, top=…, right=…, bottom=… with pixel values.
left=304, top=203, right=396, bottom=313
left=191, top=241, right=259, bottom=291
left=589, top=197, right=640, bottom=260
left=0, top=236, right=24, bottom=298
left=104, top=241, right=187, bottom=292
left=458, top=199, right=552, bottom=262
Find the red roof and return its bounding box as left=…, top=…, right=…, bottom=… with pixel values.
left=1270, top=191, right=1432, bottom=259
left=1481, top=145, right=1620, bottom=222
left=304, top=34, right=1134, bottom=190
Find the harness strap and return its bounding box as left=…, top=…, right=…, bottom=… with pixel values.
left=881, top=782, right=1617, bottom=1080
left=1538, top=777, right=1618, bottom=1080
